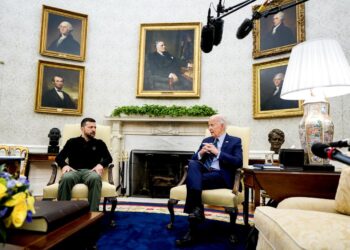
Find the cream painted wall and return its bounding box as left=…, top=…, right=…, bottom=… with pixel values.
left=0, top=0, right=349, bottom=152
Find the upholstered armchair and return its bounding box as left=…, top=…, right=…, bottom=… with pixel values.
left=42, top=124, right=118, bottom=226
left=254, top=167, right=350, bottom=249
left=167, top=126, right=251, bottom=241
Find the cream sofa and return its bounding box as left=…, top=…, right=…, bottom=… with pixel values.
left=254, top=167, right=350, bottom=250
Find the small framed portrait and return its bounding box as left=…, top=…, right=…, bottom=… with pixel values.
left=39, top=5, right=88, bottom=61
left=253, top=57, right=303, bottom=119
left=136, top=22, right=201, bottom=98
left=35, top=60, right=85, bottom=115
left=252, top=0, right=305, bottom=59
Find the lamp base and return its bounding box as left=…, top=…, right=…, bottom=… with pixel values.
left=299, top=99, right=334, bottom=165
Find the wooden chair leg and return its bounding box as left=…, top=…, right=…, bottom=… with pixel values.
left=167, top=198, right=179, bottom=229
left=225, top=207, right=239, bottom=244
left=103, top=197, right=107, bottom=212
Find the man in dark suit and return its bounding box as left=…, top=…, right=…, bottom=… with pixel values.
left=262, top=11, right=295, bottom=50
left=176, top=114, right=243, bottom=246
left=145, top=40, right=192, bottom=91
left=48, top=21, right=80, bottom=55
left=41, top=75, right=76, bottom=109
left=261, top=72, right=299, bottom=111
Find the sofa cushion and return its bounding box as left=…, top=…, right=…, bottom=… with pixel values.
left=277, top=197, right=337, bottom=213
left=255, top=206, right=350, bottom=250
left=335, top=167, right=350, bottom=215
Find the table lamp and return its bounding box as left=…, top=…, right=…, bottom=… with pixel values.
left=281, top=38, right=350, bottom=165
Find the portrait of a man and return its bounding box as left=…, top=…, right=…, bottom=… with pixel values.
left=260, top=71, right=299, bottom=111
left=136, top=23, right=201, bottom=98
left=35, top=60, right=85, bottom=115
left=40, top=6, right=87, bottom=61
left=261, top=10, right=296, bottom=51
left=47, top=20, right=81, bottom=55
left=41, top=75, right=76, bottom=109
left=253, top=0, right=305, bottom=59
left=144, top=31, right=194, bottom=91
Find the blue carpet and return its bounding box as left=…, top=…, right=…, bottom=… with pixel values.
left=97, top=212, right=250, bottom=250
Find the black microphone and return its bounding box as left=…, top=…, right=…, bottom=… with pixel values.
left=236, top=18, right=254, bottom=39
left=311, top=143, right=330, bottom=159
left=329, top=139, right=350, bottom=148
left=201, top=24, right=215, bottom=53
left=236, top=0, right=269, bottom=39
left=311, top=143, right=350, bottom=166
left=201, top=8, right=215, bottom=53
left=213, top=19, right=224, bottom=46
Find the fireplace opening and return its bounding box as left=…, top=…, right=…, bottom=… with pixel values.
left=129, top=150, right=194, bottom=198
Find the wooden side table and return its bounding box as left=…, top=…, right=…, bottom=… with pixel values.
left=242, top=167, right=341, bottom=225
left=27, top=153, right=57, bottom=174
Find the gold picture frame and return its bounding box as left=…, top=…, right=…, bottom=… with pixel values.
left=253, top=57, right=303, bottom=119
left=35, top=60, right=85, bottom=115
left=252, top=0, right=305, bottom=59
left=136, top=22, right=201, bottom=98
left=40, top=5, right=88, bottom=61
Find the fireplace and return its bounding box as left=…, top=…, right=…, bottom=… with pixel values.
left=129, top=150, right=194, bottom=198
left=105, top=116, right=209, bottom=192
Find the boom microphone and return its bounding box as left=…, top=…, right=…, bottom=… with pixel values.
left=236, top=18, right=254, bottom=39
left=311, top=143, right=350, bottom=166
left=213, top=19, right=224, bottom=46
left=201, top=24, right=215, bottom=53
left=201, top=8, right=215, bottom=53
left=329, top=139, right=350, bottom=148
left=236, top=0, right=271, bottom=39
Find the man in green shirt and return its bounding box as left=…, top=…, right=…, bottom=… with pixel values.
left=56, top=117, right=112, bottom=211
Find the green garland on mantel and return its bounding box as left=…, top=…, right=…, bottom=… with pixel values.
left=111, top=104, right=217, bottom=117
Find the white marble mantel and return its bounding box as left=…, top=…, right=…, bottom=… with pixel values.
left=104, top=116, right=210, bottom=161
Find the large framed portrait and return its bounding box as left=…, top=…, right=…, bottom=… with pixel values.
left=39, top=5, right=88, bottom=61
left=136, top=22, right=201, bottom=98
left=35, top=60, right=85, bottom=116
left=253, top=57, right=303, bottom=119
left=252, top=0, right=305, bottom=59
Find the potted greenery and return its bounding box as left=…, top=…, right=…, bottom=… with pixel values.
left=111, top=104, right=217, bottom=118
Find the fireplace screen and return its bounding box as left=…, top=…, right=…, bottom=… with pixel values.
left=130, top=150, right=194, bottom=198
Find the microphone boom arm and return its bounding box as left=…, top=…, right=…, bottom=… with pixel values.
left=216, top=0, right=257, bottom=20
left=261, top=0, right=309, bottom=18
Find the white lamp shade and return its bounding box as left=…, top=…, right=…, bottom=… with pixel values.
left=281, top=38, right=350, bottom=100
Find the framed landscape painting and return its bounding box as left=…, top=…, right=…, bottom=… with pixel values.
left=35, top=60, right=85, bottom=115
left=136, top=22, right=201, bottom=98
left=252, top=0, right=305, bottom=59
left=40, top=5, right=88, bottom=61
left=253, top=57, right=303, bottom=119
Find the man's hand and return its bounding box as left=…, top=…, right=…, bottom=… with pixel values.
left=200, top=143, right=219, bottom=156
left=62, top=165, right=75, bottom=174
left=91, top=164, right=104, bottom=176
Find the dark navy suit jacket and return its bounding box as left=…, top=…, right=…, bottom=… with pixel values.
left=191, top=134, right=243, bottom=188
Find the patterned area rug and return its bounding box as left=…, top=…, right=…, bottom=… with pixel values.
left=99, top=201, right=254, bottom=225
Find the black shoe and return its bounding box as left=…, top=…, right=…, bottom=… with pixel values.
left=176, top=230, right=194, bottom=247
left=229, top=234, right=239, bottom=244
left=188, top=207, right=205, bottom=222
